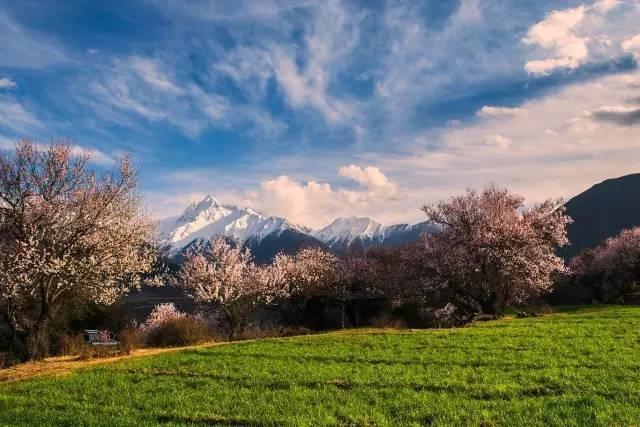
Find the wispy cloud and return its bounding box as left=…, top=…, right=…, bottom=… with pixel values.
left=0, top=101, right=42, bottom=134
left=0, top=137, right=115, bottom=165
left=0, top=11, right=68, bottom=68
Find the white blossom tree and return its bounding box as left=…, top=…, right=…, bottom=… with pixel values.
left=0, top=140, right=157, bottom=359
left=421, top=186, right=572, bottom=316
left=176, top=237, right=261, bottom=338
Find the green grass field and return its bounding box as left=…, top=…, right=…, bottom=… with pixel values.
left=1, top=306, right=640, bottom=426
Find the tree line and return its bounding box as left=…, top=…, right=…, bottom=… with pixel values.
left=1, top=140, right=638, bottom=362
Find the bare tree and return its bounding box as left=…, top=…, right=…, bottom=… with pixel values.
left=0, top=140, right=156, bottom=360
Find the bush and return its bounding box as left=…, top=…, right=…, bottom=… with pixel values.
left=58, top=333, right=85, bottom=356
left=118, top=327, right=142, bottom=355
left=145, top=317, right=210, bottom=347
left=370, top=313, right=407, bottom=329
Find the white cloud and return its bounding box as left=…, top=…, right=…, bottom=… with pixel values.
left=372, top=69, right=640, bottom=212
left=622, top=34, right=640, bottom=60
left=128, top=56, right=183, bottom=94
left=0, top=77, right=16, bottom=89
left=523, top=5, right=588, bottom=75
left=477, top=106, right=528, bottom=118
left=210, top=0, right=360, bottom=126
left=85, top=55, right=229, bottom=137
left=0, top=13, right=68, bottom=68
left=0, top=137, right=114, bottom=165
left=338, top=164, right=397, bottom=194
left=484, top=134, right=512, bottom=149
left=522, top=0, right=639, bottom=75
left=0, top=101, right=42, bottom=134
left=231, top=165, right=399, bottom=228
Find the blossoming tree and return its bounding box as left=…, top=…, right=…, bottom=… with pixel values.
left=176, top=237, right=261, bottom=338
left=421, top=186, right=571, bottom=316
left=570, top=227, right=640, bottom=302
left=0, top=140, right=157, bottom=359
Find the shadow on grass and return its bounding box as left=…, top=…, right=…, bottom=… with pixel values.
left=156, top=414, right=274, bottom=426
left=122, top=368, right=575, bottom=400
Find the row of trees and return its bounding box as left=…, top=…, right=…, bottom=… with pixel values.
left=173, top=186, right=573, bottom=337
left=3, top=139, right=638, bottom=361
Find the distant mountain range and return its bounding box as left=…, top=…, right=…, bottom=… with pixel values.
left=158, top=195, right=432, bottom=262
left=312, top=217, right=435, bottom=255
left=561, top=173, right=640, bottom=260
left=158, top=172, right=640, bottom=263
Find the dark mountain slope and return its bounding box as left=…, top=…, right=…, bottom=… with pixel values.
left=562, top=173, right=640, bottom=260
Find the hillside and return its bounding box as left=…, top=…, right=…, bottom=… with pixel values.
left=2, top=306, right=640, bottom=425
left=562, top=173, right=640, bottom=260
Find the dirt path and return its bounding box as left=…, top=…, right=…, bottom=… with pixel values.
left=0, top=341, right=224, bottom=384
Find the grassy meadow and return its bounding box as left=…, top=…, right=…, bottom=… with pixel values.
left=1, top=306, right=640, bottom=426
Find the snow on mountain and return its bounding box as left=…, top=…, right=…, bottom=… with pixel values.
left=312, top=217, right=384, bottom=245
left=158, top=196, right=434, bottom=259
left=158, top=195, right=304, bottom=250
left=312, top=216, right=435, bottom=254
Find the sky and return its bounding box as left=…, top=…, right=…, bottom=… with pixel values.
left=1, top=0, right=640, bottom=228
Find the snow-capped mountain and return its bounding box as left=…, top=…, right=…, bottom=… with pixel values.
left=312, top=216, right=435, bottom=255
left=158, top=195, right=300, bottom=249
left=159, top=196, right=434, bottom=261
left=158, top=195, right=325, bottom=262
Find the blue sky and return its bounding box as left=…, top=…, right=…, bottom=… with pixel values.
left=1, top=0, right=640, bottom=227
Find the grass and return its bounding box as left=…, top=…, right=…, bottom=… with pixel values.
left=1, top=306, right=640, bottom=426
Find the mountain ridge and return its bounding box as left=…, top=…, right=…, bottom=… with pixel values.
left=158, top=195, right=433, bottom=260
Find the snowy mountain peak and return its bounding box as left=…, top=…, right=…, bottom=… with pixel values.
left=159, top=195, right=299, bottom=250
left=178, top=194, right=221, bottom=222
left=312, top=216, right=383, bottom=243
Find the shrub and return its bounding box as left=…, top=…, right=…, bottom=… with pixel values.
left=58, top=333, right=85, bottom=356
left=139, top=303, right=186, bottom=335
left=145, top=317, right=210, bottom=347
left=370, top=313, right=407, bottom=329
left=118, top=327, right=142, bottom=355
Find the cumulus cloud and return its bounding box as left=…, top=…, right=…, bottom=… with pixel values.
left=338, top=164, right=398, bottom=194
left=522, top=5, right=589, bottom=75
left=522, top=0, right=638, bottom=75
left=234, top=165, right=399, bottom=228
left=0, top=77, right=17, bottom=89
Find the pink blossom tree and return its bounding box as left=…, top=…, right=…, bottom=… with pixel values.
left=570, top=227, right=640, bottom=302
left=139, top=303, right=187, bottom=334
left=175, top=237, right=261, bottom=338
left=0, top=140, right=157, bottom=360
left=420, top=186, right=571, bottom=316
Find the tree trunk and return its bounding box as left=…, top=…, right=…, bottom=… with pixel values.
left=26, top=316, right=50, bottom=361
left=26, top=290, right=53, bottom=361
